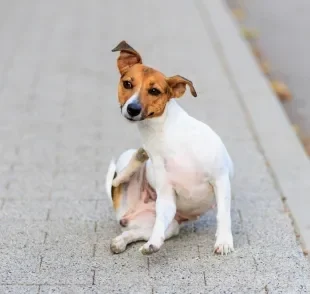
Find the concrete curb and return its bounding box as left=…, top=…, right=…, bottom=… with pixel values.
left=200, top=0, right=310, bottom=254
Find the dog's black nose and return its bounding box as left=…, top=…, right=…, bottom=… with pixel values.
left=127, top=103, right=141, bottom=117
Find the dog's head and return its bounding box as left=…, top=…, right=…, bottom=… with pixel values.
left=112, top=41, right=197, bottom=122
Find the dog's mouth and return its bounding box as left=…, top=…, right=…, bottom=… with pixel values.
left=124, top=115, right=145, bottom=122
left=124, top=113, right=155, bottom=122
left=122, top=111, right=145, bottom=122
left=125, top=116, right=138, bottom=122
left=120, top=106, right=156, bottom=122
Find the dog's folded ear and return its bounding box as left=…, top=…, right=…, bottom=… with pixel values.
left=166, top=75, right=197, bottom=98
left=112, top=41, right=142, bottom=74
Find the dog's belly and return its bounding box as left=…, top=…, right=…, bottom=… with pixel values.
left=174, top=181, right=215, bottom=219
left=165, top=156, right=215, bottom=219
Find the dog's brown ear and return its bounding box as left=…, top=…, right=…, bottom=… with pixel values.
left=112, top=41, right=142, bottom=74
left=166, top=75, right=197, bottom=98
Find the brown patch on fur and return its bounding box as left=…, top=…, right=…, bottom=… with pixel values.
left=166, top=75, right=197, bottom=98
left=112, top=41, right=142, bottom=75
left=135, top=148, right=149, bottom=162
left=112, top=41, right=197, bottom=118
left=111, top=173, right=122, bottom=209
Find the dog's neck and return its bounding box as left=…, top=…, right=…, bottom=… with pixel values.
left=137, top=99, right=184, bottom=144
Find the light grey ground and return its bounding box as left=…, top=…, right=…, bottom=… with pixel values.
left=227, top=0, right=310, bottom=141
left=0, top=0, right=310, bottom=293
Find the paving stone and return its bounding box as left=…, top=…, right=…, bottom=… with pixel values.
left=0, top=200, right=49, bottom=220
left=0, top=220, right=45, bottom=250
left=48, top=200, right=97, bottom=221
left=0, top=246, right=41, bottom=284
left=39, top=254, right=94, bottom=285
left=40, top=285, right=152, bottom=294
left=0, top=286, right=40, bottom=294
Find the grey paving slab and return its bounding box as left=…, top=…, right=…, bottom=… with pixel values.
left=48, top=200, right=98, bottom=221
left=0, top=220, right=45, bottom=250
left=0, top=286, right=40, bottom=294
left=40, top=285, right=152, bottom=294
left=0, top=0, right=309, bottom=293
left=44, top=220, right=96, bottom=245
left=39, top=254, right=94, bottom=285
left=0, top=200, right=50, bottom=220
left=0, top=246, right=41, bottom=284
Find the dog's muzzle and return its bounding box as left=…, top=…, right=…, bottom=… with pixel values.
left=122, top=101, right=143, bottom=121
left=127, top=102, right=141, bottom=117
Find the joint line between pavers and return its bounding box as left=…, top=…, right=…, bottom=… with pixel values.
left=252, top=256, right=259, bottom=284
left=92, top=244, right=97, bottom=258
left=38, top=256, right=43, bottom=273
left=237, top=209, right=251, bottom=245
left=43, top=232, right=48, bottom=244
left=91, top=269, right=96, bottom=285
left=45, top=209, right=50, bottom=221
left=197, top=245, right=201, bottom=259
left=147, top=257, right=150, bottom=275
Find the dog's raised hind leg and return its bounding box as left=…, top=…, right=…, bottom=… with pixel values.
left=111, top=220, right=180, bottom=254
left=112, top=148, right=149, bottom=187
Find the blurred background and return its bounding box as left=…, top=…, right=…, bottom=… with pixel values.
left=226, top=0, right=310, bottom=156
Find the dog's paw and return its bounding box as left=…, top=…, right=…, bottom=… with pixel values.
left=139, top=241, right=161, bottom=255
left=214, top=231, right=234, bottom=255
left=110, top=236, right=127, bottom=254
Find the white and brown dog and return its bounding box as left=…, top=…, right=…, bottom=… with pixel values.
left=106, top=41, right=234, bottom=255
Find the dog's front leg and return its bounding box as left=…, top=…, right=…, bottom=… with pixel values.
left=139, top=164, right=176, bottom=255
left=213, top=172, right=234, bottom=255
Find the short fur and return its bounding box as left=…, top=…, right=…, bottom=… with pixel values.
left=107, top=41, right=234, bottom=255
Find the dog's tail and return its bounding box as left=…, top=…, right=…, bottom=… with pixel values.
left=105, top=158, right=117, bottom=203
left=105, top=149, right=138, bottom=203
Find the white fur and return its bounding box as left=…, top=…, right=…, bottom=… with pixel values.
left=133, top=99, right=234, bottom=255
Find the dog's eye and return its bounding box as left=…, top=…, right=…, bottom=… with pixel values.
left=148, top=88, right=161, bottom=96
left=123, top=81, right=133, bottom=89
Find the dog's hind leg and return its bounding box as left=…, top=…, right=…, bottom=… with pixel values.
left=112, top=148, right=149, bottom=187
left=111, top=229, right=151, bottom=254
left=110, top=220, right=180, bottom=254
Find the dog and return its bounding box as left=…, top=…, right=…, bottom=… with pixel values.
left=106, top=40, right=234, bottom=255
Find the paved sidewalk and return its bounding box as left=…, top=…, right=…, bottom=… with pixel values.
left=1, top=0, right=310, bottom=293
